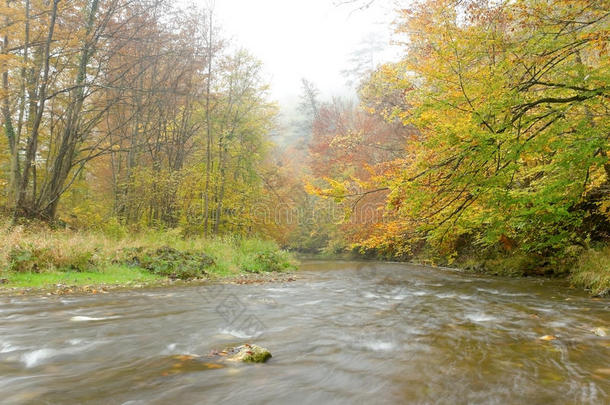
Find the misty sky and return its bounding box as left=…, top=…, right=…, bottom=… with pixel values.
left=200, top=0, right=401, bottom=106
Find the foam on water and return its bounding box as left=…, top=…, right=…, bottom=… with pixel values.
left=160, top=343, right=178, bottom=355
left=362, top=340, right=396, bottom=351
left=465, top=313, right=497, bottom=323
left=21, top=349, right=58, bottom=368
left=297, top=299, right=323, bottom=306
left=0, top=341, right=18, bottom=353
left=70, top=316, right=118, bottom=322
left=218, top=328, right=260, bottom=339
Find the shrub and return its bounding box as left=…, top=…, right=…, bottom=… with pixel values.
left=102, top=217, right=127, bottom=239
left=238, top=240, right=295, bottom=273
left=8, top=246, right=51, bottom=273
left=124, top=246, right=214, bottom=280
left=8, top=244, right=95, bottom=273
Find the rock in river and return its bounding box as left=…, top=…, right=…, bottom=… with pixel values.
left=225, top=344, right=272, bottom=363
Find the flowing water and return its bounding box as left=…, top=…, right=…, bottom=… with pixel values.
left=0, top=261, right=609, bottom=404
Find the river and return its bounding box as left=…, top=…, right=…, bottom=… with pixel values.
left=0, top=260, right=608, bottom=404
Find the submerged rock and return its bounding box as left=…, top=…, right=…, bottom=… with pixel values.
left=225, top=344, right=272, bottom=363
left=156, top=355, right=226, bottom=376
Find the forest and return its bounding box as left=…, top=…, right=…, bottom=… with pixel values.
left=0, top=0, right=609, bottom=294
left=305, top=0, right=610, bottom=294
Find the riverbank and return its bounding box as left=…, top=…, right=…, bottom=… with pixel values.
left=453, top=247, right=610, bottom=298
left=316, top=246, right=610, bottom=297
left=0, top=224, right=297, bottom=294
left=0, top=270, right=298, bottom=296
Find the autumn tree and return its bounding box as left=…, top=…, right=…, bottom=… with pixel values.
left=103, top=5, right=213, bottom=227
left=318, top=0, right=609, bottom=261
left=1, top=1, right=285, bottom=243
left=1, top=0, right=174, bottom=221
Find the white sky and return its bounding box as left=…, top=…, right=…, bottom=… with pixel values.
left=202, top=0, right=401, bottom=106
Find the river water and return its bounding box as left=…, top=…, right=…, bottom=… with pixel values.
left=0, top=260, right=608, bottom=404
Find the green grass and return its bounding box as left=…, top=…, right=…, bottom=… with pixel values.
left=570, top=246, right=610, bottom=297
left=4, top=265, right=162, bottom=289
left=0, top=223, right=297, bottom=291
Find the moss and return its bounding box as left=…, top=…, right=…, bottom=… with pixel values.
left=456, top=245, right=610, bottom=296
left=484, top=253, right=547, bottom=277
left=243, top=348, right=272, bottom=363
left=455, top=248, right=569, bottom=278
left=227, top=345, right=272, bottom=363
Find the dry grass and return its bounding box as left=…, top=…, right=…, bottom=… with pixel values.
left=0, top=221, right=296, bottom=287
left=1, top=222, right=108, bottom=273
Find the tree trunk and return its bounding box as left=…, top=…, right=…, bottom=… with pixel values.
left=1, top=0, right=19, bottom=203
left=35, top=0, right=99, bottom=221
left=14, top=0, right=59, bottom=221
left=203, top=10, right=214, bottom=237
left=213, top=138, right=228, bottom=234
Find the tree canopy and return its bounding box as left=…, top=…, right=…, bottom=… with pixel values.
left=309, top=0, right=609, bottom=263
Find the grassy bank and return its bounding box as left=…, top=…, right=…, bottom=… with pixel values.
left=0, top=224, right=297, bottom=291
left=570, top=247, right=610, bottom=297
